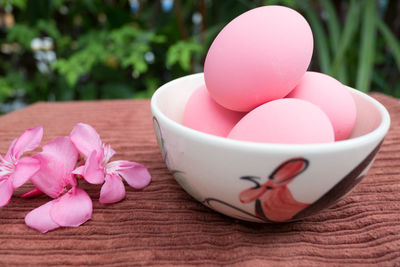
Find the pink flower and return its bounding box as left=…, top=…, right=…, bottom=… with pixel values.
left=25, top=136, right=92, bottom=233
left=70, top=123, right=151, bottom=204
left=0, top=126, right=42, bottom=207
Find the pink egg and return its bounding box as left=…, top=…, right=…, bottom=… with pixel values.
left=183, top=85, right=246, bottom=137
left=228, top=98, right=334, bottom=144
left=286, top=72, right=357, bottom=141
left=204, top=6, right=313, bottom=112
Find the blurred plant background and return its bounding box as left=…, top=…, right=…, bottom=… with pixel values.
left=0, top=0, right=399, bottom=113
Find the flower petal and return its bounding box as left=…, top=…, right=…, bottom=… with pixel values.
left=99, top=173, right=126, bottom=204
left=30, top=153, right=65, bottom=198
left=103, top=144, right=116, bottom=163
left=42, top=136, right=79, bottom=174
left=11, top=126, right=43, bottom=159
left=115, top=161, right=151, bottom=189
left=50, top=188, right=92, bottom=227
left=70, top=123, right=102, bottom=158
left=0, top=178, right=13, bottom=207
left=72, top=166, right=84, bottom=176
left=82, top=150, right=105, bottom=184
left=12, top=157, right=40, bottom=188
left=29, top=136, right=79, bottom=198
left=25, top=200, right=60, bottom=233
left=4, top=138, right=17, bottom=161
left=68, top=174, right=78, bottom=188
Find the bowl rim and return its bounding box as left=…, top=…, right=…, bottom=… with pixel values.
left=150, top=73, right=391, bottom=153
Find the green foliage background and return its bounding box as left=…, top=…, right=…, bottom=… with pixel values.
left=0, top=0, right=399, bottom=113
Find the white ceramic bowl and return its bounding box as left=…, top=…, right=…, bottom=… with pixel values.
left=150, top=73, right=390, bottom=222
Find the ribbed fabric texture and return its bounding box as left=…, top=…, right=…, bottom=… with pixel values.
left=0, top=94, right=399, bottom=266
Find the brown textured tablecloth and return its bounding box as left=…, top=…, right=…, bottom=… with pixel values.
left=0, top=93, right=399, bottom=266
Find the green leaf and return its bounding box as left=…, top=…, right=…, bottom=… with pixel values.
left=166, top=40, right=203, bottom=71
left=0, top=0, right=26, bottom=9
left=179, top=48, right=191, bottom=71
left=142, top=77, right=160, bottom=98
left=52, top=41, right=108, bottom=86
left=376, top=16, right=400, bottom=72
left=120, top=43, right=150, bottom=73
left=56, top=35, right=72, bottom=53
left=107, top=25, right=164, bottom=75
left=203, top=24, right=224, bottom=46
left=320, top=0, right=348, bottom=83
left=0, top=78, right=12, bottom=101
left=356, top=1, right=376, bottom=92
left=50, top=0, right=69, bottom=9
left=263, top=0, right=296, bottom=8
left=303, top=5, right=330, bottom=73
left=330, top=0, right=360, bottom=77
left=321, top=0, right=340, bottom=51
left=152, top=35, right=167, bottom=44
left=6, top=23, right=37, bottom=49
left=36, top=19, right=61, bottom=40
left=0, top=70, right=33, bottom=102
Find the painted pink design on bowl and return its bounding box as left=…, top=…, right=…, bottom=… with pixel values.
left=239, top=158, right=309, bottom=222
